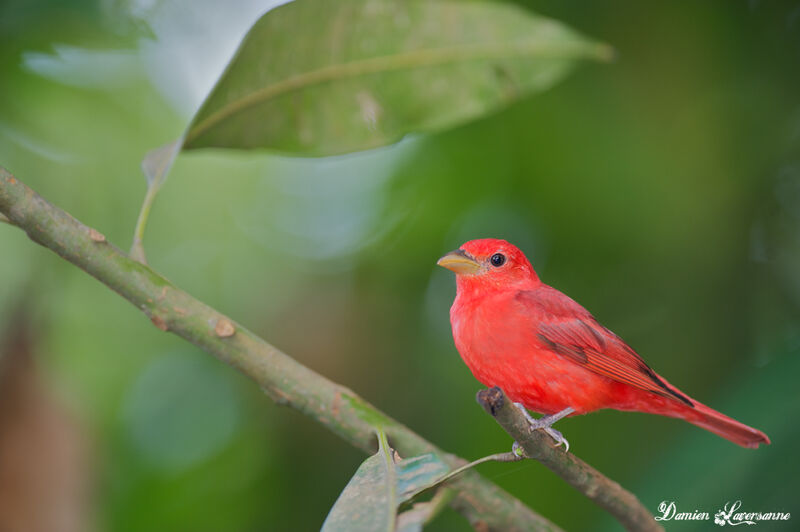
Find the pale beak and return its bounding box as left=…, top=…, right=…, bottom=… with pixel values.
left=437, top=249, right=482, bottom=275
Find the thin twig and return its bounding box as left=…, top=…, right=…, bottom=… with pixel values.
left=0, top=167, right=560, bottom=532
left=477, top=387, right=663, bottom=532
left=434, top=450, right=523, bottom=488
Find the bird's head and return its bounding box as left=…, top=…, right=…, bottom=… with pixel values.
left=437, top=238, right=539, bottom=290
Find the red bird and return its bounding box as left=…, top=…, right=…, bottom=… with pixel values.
left=438, top=238, right=770, bottom=450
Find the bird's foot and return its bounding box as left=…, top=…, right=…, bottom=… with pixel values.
left=514, top=403, right=574, bottom=452
left=543, top=427, right=570, bottom=453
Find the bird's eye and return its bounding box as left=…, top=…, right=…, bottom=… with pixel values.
left=490, top=253, right=506, bottom=267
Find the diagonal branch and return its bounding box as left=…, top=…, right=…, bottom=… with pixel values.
left=0, top=167, right=560, bottom=532
left=477, top=387, right=662, bottom=532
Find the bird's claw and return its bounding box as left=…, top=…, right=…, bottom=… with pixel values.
left=544, top=427, right=570, bottom=453
left=514, top=402, right=573, bottom=453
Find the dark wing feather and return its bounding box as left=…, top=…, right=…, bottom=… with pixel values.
left=517, top=290, right=692, bottom=406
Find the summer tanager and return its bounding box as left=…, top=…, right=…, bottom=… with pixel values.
left=438, top=238, right=770, bottom=449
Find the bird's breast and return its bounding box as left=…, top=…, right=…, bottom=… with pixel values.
left=450, top=290, right=616, bottom=414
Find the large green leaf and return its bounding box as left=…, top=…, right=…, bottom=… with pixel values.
left=321, top=431, right=450, bottom=532
left=183, top=0, right=611, bottom=156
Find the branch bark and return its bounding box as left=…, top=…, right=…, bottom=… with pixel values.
left=0, top=167, right=560, bottom=532
left=476, top=387, right=663, bottom=532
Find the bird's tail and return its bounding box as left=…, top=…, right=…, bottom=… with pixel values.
left=681, top=401, right=770, bottom=449
left=628, top=372, right=771, bottom=448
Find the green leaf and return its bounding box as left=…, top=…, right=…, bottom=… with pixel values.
left=321, top=431, right=451, bottom=532
left=396, top=453, right=449, bottom=503
left=183, top=0, right=611, bottom=156
left=322, top=430, right=397, bottom=532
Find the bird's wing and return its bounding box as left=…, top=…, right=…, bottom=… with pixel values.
left=517, top=290, right=693, bottom=406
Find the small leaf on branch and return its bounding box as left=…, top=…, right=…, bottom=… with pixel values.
left=322, top=430, right=451, bottom=532
left=321, top=426, right=515, bottom=531
left=321, top=430, right=397, bottom=532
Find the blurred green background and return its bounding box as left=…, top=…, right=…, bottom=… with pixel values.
left=1, top=0, right=799, bottom=530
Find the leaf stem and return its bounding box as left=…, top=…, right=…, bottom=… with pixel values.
left=130, top=181, right=158, bottom=263
left=130, top=140, right=181, bottom=263
left=377, top=430, right=398, bottom=532
left=434, top=451, right=524, bottom=488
